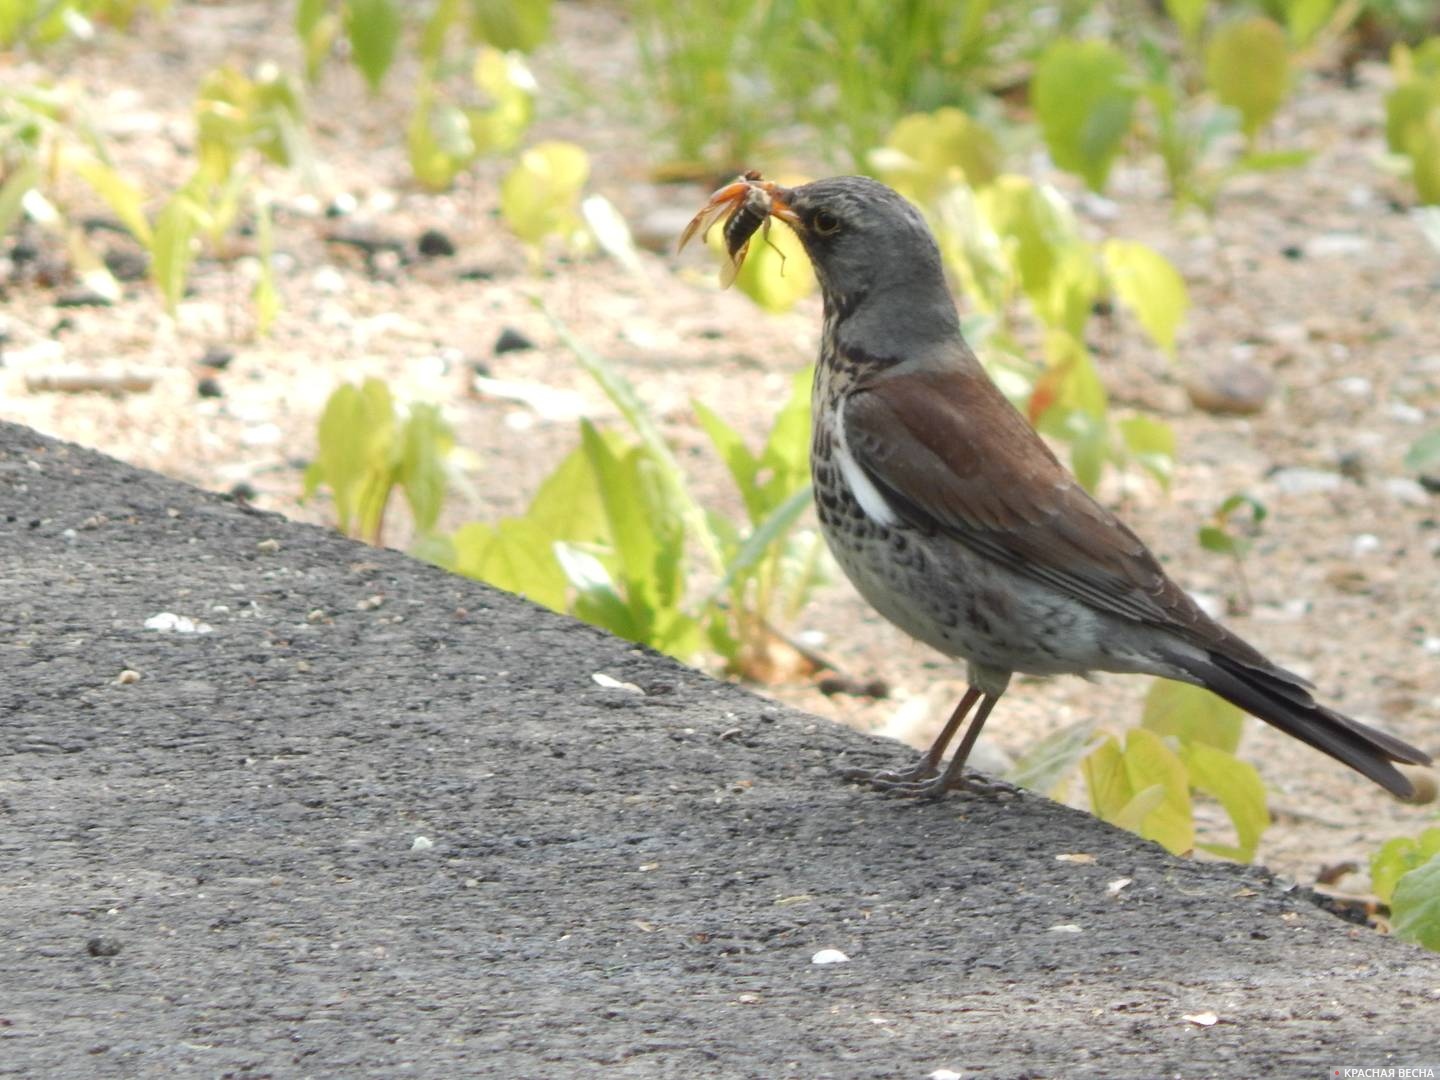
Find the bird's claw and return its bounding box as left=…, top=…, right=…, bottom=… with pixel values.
left=842, top=763, right=1020, bottom=801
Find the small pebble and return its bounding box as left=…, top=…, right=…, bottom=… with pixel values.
left=115, top=669, right=140, bottom=684
left=197, top=376, right=223, bottom=399
left=411, top=836, right=434, bottom=851
left=1267, top=467, right=1343, bottom=496
left=200, top=346, right=234, bottom=371
left=494, top=327, right=535, bottom=354
left=86, top=937, right=122, bottom=957
left=55, top=287, right=112, bottom=308
left=417, top=228, right=456, bottom=257
left=256, top=538, right=280, bottom=553
left=1384, top=477, right=1430, bottom=506
left=811, top=949, right=850, bottom=965
left=1184, top=362, right=1273, bottom=415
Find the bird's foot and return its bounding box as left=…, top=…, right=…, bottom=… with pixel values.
left=843, top=763, right=1019, bottom=801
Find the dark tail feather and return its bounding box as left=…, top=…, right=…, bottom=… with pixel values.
left=1177, top=652, right=1431, bottom=799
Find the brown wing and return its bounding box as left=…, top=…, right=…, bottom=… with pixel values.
left=843, top=365, right=1250, bottom=654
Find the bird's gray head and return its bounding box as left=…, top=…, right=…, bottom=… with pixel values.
left=770, top=176, right=960, bottom=356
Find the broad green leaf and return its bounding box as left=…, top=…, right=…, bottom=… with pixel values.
left=408, top=87, right=475, bottom=190
left=70, top=155, right=152, bottom=246
left=1164, top=0, right=1206, bottom=40
left=1142, top=679, right=1245, bottom=753
left=1391, top=855, right=1440, bottom=952
left=500, top=140, right=589, bottom=248
left=1102, top=239, right=1189, bottom=357
left=1182, top=742, right=1269, bottom=862
left=449, top=520, right=565, bottom=610
left=555, top=541, right=638, bottom=639
left=470, top=45, right=535, bottom=156
left=1197, top=524, right=1239, bottom=556
left=1372, top=827, right=1440, bottom=904
left=1033, top=39, right=1138, bottom=192
left=544, top=305, right=723, bottom=574
left=933, top=185, right=1010, bottom=315
left=1117, top=415, right=1176, bottom=490
left=398, top=403, right=453, bottom=535
left=1084, top=729, right=1194, bottom=854
left=0, top=157, right=38, bottom=239
left=1282, top=0, right=1336, bottom=46
left=1205, top=17, right=1290, bottom=143
left=526, top=442, right=609, bottom=545
left=979, top=177, right=1088, bottom=327
left=345, top=0, right=402, bottom=92
left=1384, top=80, right=1439, bottom=156
left=1006, top=717, right=1100, bottom=796
left=1404, top=429, right=1440, bottom=473
left=469, top=0, right=551, bottom=52
left=1411, top=112, right=1440, bottom=205
left=305, top=379, right=400, bottom=539
left=296, top=0, right=340, bottom=81
left=870, top=107, right=1000, bottom=203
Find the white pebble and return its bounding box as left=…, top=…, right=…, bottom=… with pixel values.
left=411, top=836, right=434, bottom=851
left=811, top=949, right=850, bottom=965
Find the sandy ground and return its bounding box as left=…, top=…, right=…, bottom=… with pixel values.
left=2, top=1, right=1437, bottom=888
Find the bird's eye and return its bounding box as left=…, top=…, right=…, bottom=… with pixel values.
left=811, top=209, right=841, bottom=236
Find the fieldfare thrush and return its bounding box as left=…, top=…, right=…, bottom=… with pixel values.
left=682, top=174, right=1431, bottom=800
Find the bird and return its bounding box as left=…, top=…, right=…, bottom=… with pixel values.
left=683, top=174, right=1431, bottom=800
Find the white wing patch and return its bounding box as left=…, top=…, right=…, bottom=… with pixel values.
left=834, top=414, right=900, bottom=528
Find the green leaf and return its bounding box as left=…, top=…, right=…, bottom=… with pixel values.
left=451, top=519, right=567, bottom=610
left=1404, top=429, right=1440, bottom=473
left=544, top=305, right=723, bottom=575
left=470, top=45, right=535, bottom=156
left=694, top=399, right=763, bottom=521
left=757, top=365, right=814, bottom=507
left=1084, top=728, right=1194, bottom=854
left=1142, top=679, right=1245, bottom=753
left=526, top=441, right=609, bottom=545
left=554, top=541, right=637, bottom=639
left=1282, top=0, right=1336, bottom=46
left=1232, top=149, right=1312, bottom=173
left=1182, top=742, right=1269, bottom=862
left=0, top=157, right=38, bottom=240
left=1118, top=415, right=1176, bottom=490
left=305, top=379, right=400, bottom=539
left=345, top=0, right=402, bottom=93
left=1197, top=525, right=1239, bottom=556
left=1391, top=855, right=1440, bottom=952
left=1371, top=827, right=1440, bottom=904
left=1205, top=17, right=1290, bottom=143
left=1033, top=39, right=1138, bottom=192
left=151, top=190, right=201, bottom=314
left=397, top=403, right=453, bottom=535
left=1164, top=0, right=1207, bottom=40
left=407, top=85, right=475, bottom=191
left=870, top=107, right=1001, bottom=203
left=70, top=155, right=153, bottom=247
left=500, top=140, right=589, bottom=248
left=252, top=196, right=280, bottom=335
left=706, top=483, right=814, bottom=604
left=1102, top=239, right=1189, bottom=357
left=468, top=0, right=551, bottom=52
left=1006, top=717, right=1100, bottom=796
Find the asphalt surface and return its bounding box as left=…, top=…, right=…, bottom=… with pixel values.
left=3, top=418, right=1438, bottom=1079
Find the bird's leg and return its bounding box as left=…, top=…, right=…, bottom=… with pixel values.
left=842, top=686, right=981, bottom=786
left=866, top=690, right=1017, bottom=801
